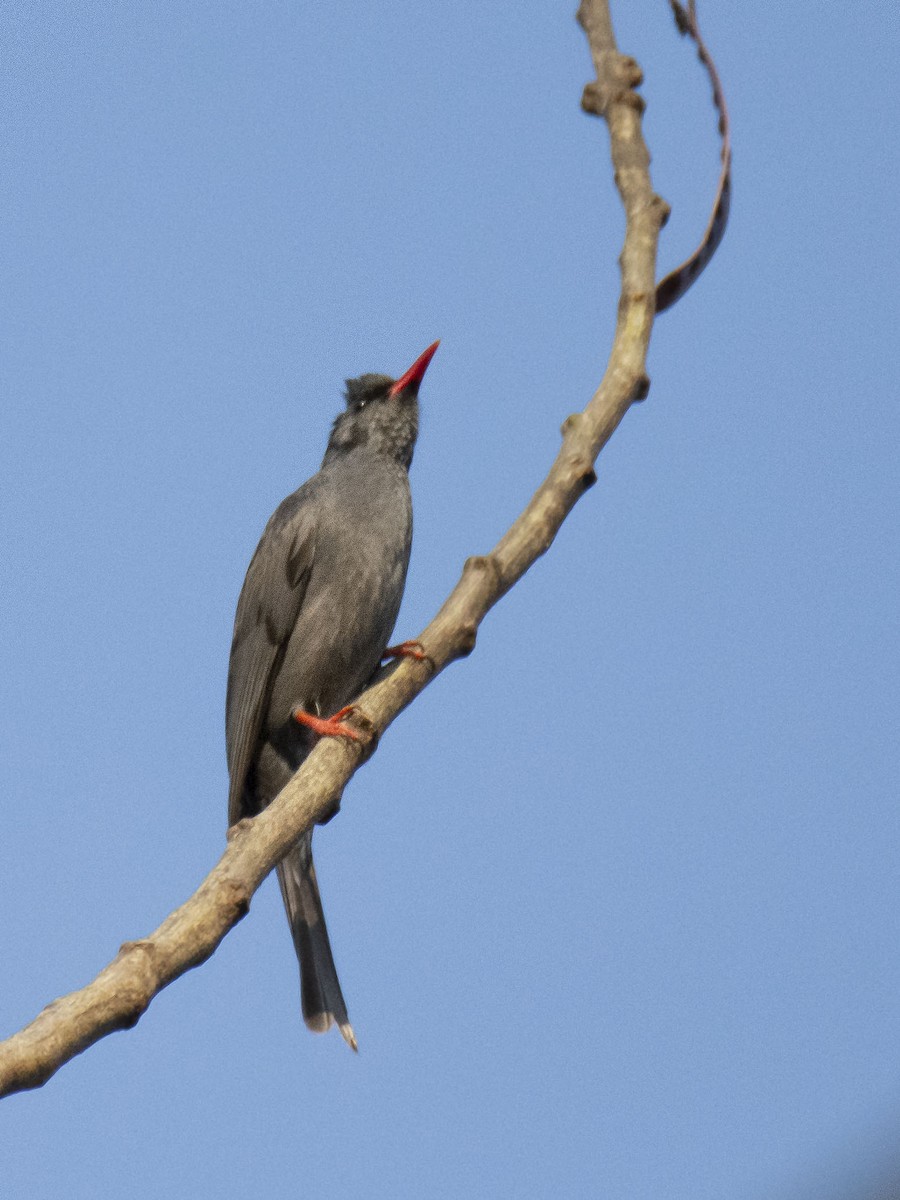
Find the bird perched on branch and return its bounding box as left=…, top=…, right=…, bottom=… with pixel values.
left=226, top=342, right=439, bottom=1050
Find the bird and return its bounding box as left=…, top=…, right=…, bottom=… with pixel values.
left=225, top=341, right=439, bottom=1050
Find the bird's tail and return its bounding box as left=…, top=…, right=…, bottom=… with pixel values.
left=276, top=837, right=357, bottom=1051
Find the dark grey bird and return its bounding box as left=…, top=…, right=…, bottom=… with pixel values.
left=226, top=341, right=439, bottom=1050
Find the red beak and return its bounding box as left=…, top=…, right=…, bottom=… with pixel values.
left=389, top=340, right=440, bottom=397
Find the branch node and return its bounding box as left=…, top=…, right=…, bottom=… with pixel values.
left=620, top=55, right=644, bottom=87
left=346, top=708, right=379, bottom=760
left=580, top=81, right=607, bottom=117
left=618, top=290, right=653, bottom=317
left=226, top=816, right=255, bottom=843
left=118, top=938, right=156, bottom=963
left=561, top=412, right=584, bottom=438
left=456, top=622, right=478, bottom=659
left=582, top=51, right=645, bottom=118
left=315, top=794, right=343, bottom=826
left=631, top=374, right=651, bottom=402
left=118, top=1005, right=146, bottom=1030
left=463, top=554, right=503, bottom=593
left=654, top=195, right=672, bottom=226
left=567, top=450, right=598, bottom=491
left=218, top=877, right=252, bottom=920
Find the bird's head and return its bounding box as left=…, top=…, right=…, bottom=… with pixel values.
left=324, top=341, right=439, bottom=470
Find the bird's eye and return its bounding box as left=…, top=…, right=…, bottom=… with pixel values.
left=354, top=399, right=367, bottom=412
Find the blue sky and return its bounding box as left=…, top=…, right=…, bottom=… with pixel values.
left=2, top=3, right=899, bottom=1197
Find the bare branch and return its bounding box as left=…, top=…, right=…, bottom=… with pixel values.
left=655, top=0, right=732, bottom=312
left=0, top=1, right=669, bottom=1098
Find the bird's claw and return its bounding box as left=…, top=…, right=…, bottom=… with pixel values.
left=382, top=640, right=428, bottom=664
left=292, top=705, right=361, bottom=742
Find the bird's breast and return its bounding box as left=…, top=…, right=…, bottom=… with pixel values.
left=266, top=461, right=412, bottom=728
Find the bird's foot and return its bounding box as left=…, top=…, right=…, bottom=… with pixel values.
left=382, top=640, right=427, bottom=662
left=292, top=705, right=361, bottom=742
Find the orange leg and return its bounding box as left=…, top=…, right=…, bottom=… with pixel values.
left=292, top=704, right=360, bottom=741
left=382, top=640, right=427, bottom=662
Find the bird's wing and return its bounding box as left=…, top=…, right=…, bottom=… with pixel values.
left=226, top=488, right=318, bottom=826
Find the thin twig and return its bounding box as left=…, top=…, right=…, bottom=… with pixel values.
left=0, top=1, right=672, bottom=1097
left=655, top=0, right=732, bottom=312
